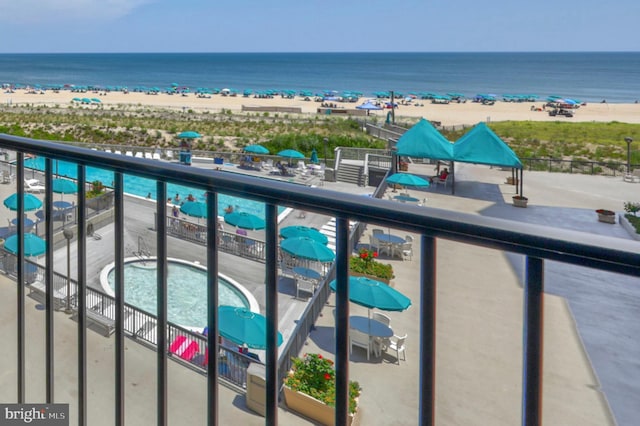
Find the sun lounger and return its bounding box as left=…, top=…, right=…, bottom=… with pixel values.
left=125, top=151, right=133, bottom=156
left=152, top=152, right=162, bottom=160
left=24, top=178, right=45, bottom=193
left=135, top=152, right=144, bottom=158
left=144, top=152, right=153, bottom=159
left=169, top=335, right=200, bottom=361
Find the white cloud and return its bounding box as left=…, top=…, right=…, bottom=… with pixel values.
left=0, top=0, right=152, bottom=23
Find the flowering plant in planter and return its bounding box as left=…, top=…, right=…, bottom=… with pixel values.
left=349, top=248, right=394, bottom=280
left=595, top=209, right=615, bottom=216
left=512, top=195, right=528, bottom=201
left=86, top=180, right=106, bottom=199
left=284, top=353, right=361, bottom=414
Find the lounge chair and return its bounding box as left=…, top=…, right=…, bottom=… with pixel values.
left=134, top=152, right=144, bottom=158
left=25, top=178, right=45, bottom=193
left=125, top=151, right=133, bottom=157
left=169, top=335, right=200, bottom=361
left=144, top=152, right=153, bottom=159
left=152, top=152, right=162, bottom=160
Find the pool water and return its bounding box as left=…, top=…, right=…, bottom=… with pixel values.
left=24, top=156, right=277, bottom=216
left=106, top=261, right=251, bottom=328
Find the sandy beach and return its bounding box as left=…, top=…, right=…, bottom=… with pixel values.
left=2, top=88, right=639, bottom=127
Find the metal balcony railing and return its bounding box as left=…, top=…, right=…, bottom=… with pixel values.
left=1, top=133, right=639, bottom=426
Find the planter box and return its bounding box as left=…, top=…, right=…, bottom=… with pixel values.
left=597, top=212, right=616, bottom=224
left=512, top=197, right=528, bottom=208
left=505, top=177, right=519, bottom=185
left=86, top=191, right=114, bottom=211
left=620, top=214, right=640, bottom=240
left=283, top=387, right=358, bottom=426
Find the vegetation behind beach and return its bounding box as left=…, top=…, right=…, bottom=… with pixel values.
left=0, top=106, right=638, bottom=164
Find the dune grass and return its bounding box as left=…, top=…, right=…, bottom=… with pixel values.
left=1, top=106, right=639, bottom=164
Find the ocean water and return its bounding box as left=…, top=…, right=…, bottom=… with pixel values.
left=0, top=52, right=639, bottom=103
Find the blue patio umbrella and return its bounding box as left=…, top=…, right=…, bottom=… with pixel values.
left=224, top=212, right=265, bottom=230
left=330, top=276, right=411, bottom=312
left=244, top=144, right=269, bottom=154
left=178, top=131, right=201, bottom=139
left=52, top=178, right=77, bottom=194
left=280, top=237, right=335, bottom=262
left=218, top=305, right=283, bottom=349
left=279, top=226, right=328, bottom=245
left=180, top=201, right=208, bottom=218
left=4, top=233, right=46, bottom=257
left=310, top=149, right=319, bottom=164
left=3, top=193, right=43, bottom=211
left=385, top=173, right=430, bottom=188
left=277, top=149, right=305, bottom=160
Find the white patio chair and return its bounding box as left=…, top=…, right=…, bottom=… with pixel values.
left=372, top=311, right=391, bottom=327
left=349, top=328, right=372, bottom=360
left=296, top=278, right=316, bottom=299
left=401, top=242, right=413, bottom=261
left=125, top=151, right=133, bottom=156
left=144, top=152, right=153, bottom=159
left=386, top=334, right=407, bottom=364
left=135, top=152, right=144, bottom=158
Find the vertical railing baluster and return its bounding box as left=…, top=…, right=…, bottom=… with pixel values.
left=206, top=191, right=219, bottom=425
left=334, top=217, right=350, bottom=426
left=114, top=172, right=125, bottom=426
left=265, top=203, right=278, bottom=425
left=77, top=166, right=87, bottom=426
left=156, top=181, right=168, bottom=426
left=16, top=152, right=25, bottom=403
left=420, top=235, right=436, bottom=426
left=522, top=256, right=544, bottom=426
left=44, top=158, right=55, bottom=402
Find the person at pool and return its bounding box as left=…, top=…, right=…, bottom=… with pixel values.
left=430, top=168, right=449, bottom=183
left=174, top=193, right=180, bottom=203
left=224, top=205, right=234, bottom=214
left=187, top=193, right=195, bottom=202
left=172, top=205, right=179, bottom=218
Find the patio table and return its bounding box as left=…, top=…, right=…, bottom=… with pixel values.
left=350, top=315, right=394, bottom=357
left=374, top=234, right=406, bottom=258
left=293, top=266, right=322, bottom=281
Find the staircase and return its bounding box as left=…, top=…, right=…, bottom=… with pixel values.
left=336, top=162, right=365, bottom=186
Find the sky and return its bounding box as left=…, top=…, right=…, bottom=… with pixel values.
left=0, top=0, right=638, bottom=53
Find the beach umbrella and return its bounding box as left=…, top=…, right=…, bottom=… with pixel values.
left=310, top=149, right=319, bottom=164
left=178, top=131, right=201, bottom=139
left=280, top=237, right=335, bottom=262
left=244, top=144, right=269, bottom=154
left=218, top=305, right=283, bottom=349
left=3, top=193, right=43, bottom=211
left=279, top=226, right=328, bottom=245
left=277, top=149, right=305, bottom=160
left=4, top=233, right=47, bottom=257
left=180, top=201, right=208, bottom=219
left=385, top=173, right=430, bottom=188
left=329, top=276, right=411, bottom=312
left=356, top=101, right=383, bottom=112
left=224, top=212, right=265, bottom=230
left=91, top=98, right=101, bottom=103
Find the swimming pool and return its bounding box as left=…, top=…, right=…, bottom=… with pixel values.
left=23, top=156, right=279, bottom=216
left=100, top=258, right=260, bottom=329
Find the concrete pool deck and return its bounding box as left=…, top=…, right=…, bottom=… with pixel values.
left=0, top=159, right=637, bottom=425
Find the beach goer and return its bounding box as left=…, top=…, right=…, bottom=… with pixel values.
left=172, top=205, right=179, bottom=218
left=146, top=192, right=152, bottom=199
left=224, top=205, right=234, bottom=214
left=187, top=193, right=195, bottom=202
left=174, top=193, right=180, bottom=203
